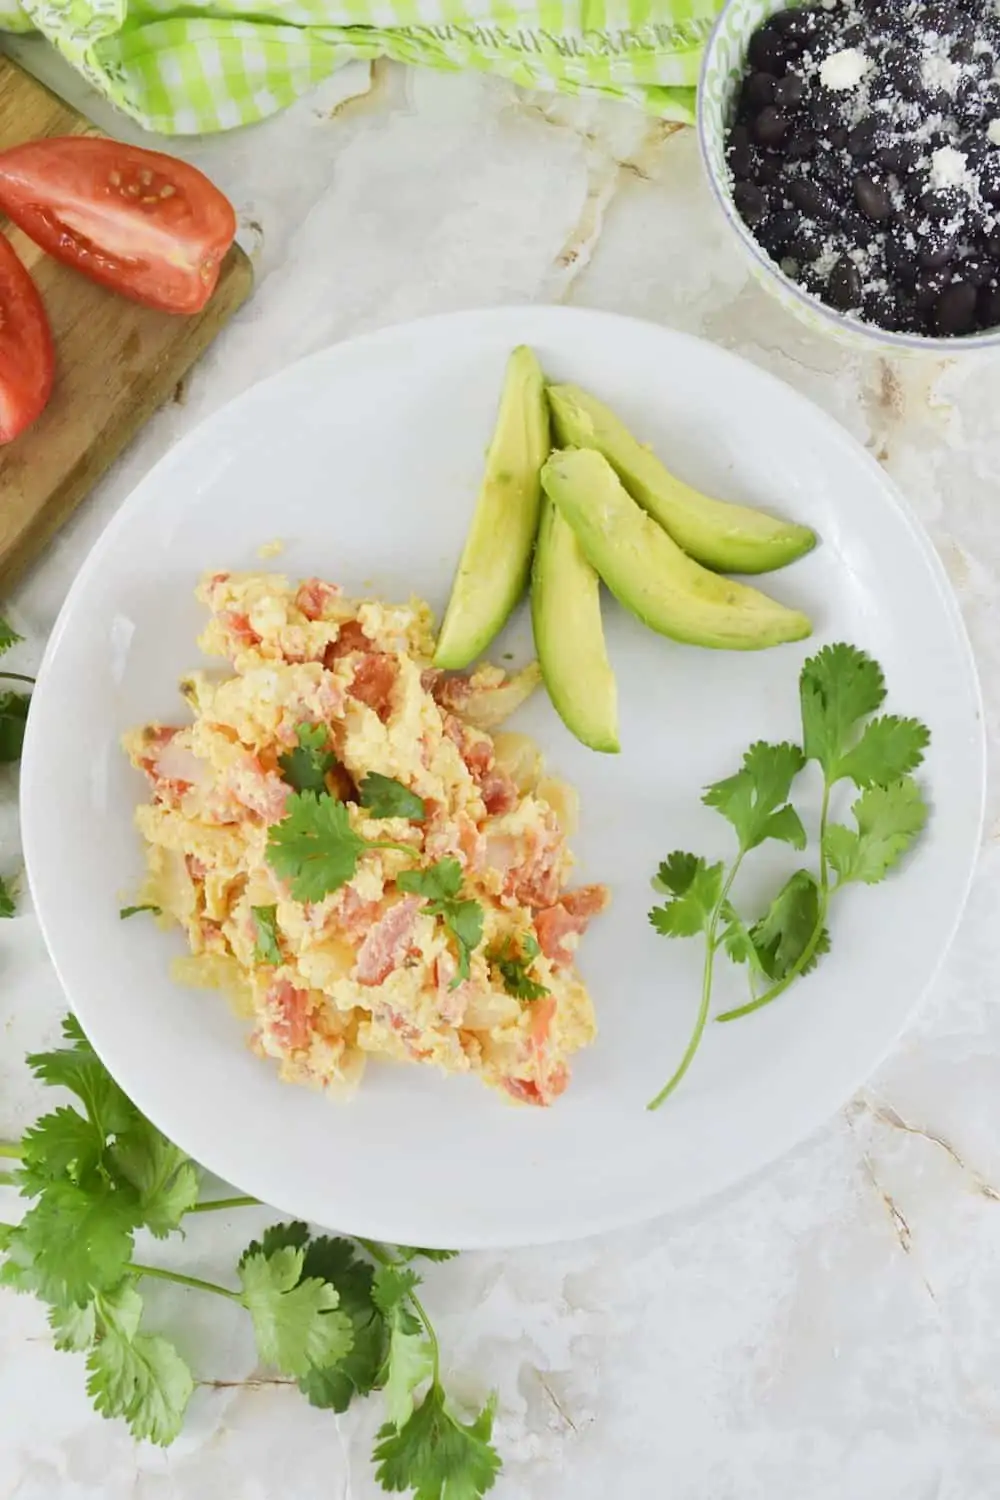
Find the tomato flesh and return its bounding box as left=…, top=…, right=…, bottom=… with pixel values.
left=0, top=232, right=54, bottom=444
left=0, top=137, right=237, bottom=315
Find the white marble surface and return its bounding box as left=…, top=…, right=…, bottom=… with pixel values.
left=3, top=43, right=1000, bottom=1499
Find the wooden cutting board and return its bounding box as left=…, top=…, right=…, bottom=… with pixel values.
left=0, top=55, right=253, bottom=590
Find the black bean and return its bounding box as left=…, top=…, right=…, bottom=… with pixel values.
left=847, top=117, right=879, bottom=158
left=978, top=155, right=1000, bottom=204
left=840, top=210, right=879, bottom=247
left=935, top=280, right=978, bottom=335
left=920, top=230, right=958, bottom=269
left=886, top=231, right=920, bottom=285
left=915, top=268, right=950, bottom=309
left=953, top=77, right=986, bottom=129
left=855, top=173, right=892, bottom=221
left=876, top=142, right=918, bottom=174
left=976, top=283, right=1000, bottom=327
left=754, top=106, right=791, bottom=147
left=788, top=228, right=823, bottom=262
left=921, top=189, right=965, bottom=223
left=744, top=71, right=777, bottom=109
left=863, top=291, right=904, bottom=331
left=789, top=178, right=835, bottom=219
left=955, top=256, right=993, bottom=287
left=754, top=155, right=783, bottom=187
left=786, top=128, right=817, bottom=159
left=773, top=5, right=824, bottom=40
left=831, top=126, right=850, bottom=149
left=828, top=256, right=863, bottom=309
left=773, top=73, right=805, bottom=108
left=748, top=25, right=786, bottom=73
left=986, top=230, right=1000, bottom=261
left=809, top=91, right=844, bottom=130
left=734, top=179, right=767, bottom=224
left=728, top=124, right=754, bottom=177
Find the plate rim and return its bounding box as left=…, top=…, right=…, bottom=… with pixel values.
left=20, top=305, right=987, bottom=1246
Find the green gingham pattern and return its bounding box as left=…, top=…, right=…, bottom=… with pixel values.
left=0, top=0, right=723, bottom=134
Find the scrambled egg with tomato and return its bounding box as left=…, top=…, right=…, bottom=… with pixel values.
left=124, top=572, right=608, bottom=1106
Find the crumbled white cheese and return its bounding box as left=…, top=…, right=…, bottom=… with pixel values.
left=819, top=47, right=870, bottom=90
left=921, top=53, right=961, bottom=95
left=929, top=145, right=972, bottom=191
left=989, top=119, right=1000, bottom=146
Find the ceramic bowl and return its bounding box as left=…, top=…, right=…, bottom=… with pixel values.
left=697, top=0, right=1000, bottom=356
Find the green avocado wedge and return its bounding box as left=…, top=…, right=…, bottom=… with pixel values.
left=547, top=384, right=817, bottom=575
left=434, top=346, right=550, bottom=669
left=531, top=496, right=620, bottom=754
left=542, top=449, right=812, bottom=652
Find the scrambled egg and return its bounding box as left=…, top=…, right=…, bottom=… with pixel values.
left=125, top=572, right=608, bottom=1107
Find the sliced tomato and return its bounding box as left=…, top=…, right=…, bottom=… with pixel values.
left=0, top=232, right=54, bottom=444
left=0, top=137, right=237, bottom=315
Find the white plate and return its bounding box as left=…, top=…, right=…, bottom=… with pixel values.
left=21, top=307, right=984, bottom=1249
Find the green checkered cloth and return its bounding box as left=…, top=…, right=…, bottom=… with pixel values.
left=0, top=0, right=721, bottom=135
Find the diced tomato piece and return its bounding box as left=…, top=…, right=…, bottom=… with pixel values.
left=295, top=578, right=341, bottom=620
left=349, top=653, right=398, bottom=722
left=355, top=896, right=421, bottom=986
left=267, top=979, right=312, bottom=1052
left=221, top=610, right=261, bottom=649
left=480, top=769, right=518, bottom=817
left=534, top=884, right=609, bottom=966
left=325, top=620, right=373, bottom=663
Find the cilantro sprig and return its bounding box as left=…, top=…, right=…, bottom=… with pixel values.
left=266, top=791, right=417, bottom=902
left=397, top=859, right=484, bottom=983
left=490, top=934, right=550, bottom=1003
left=279, top=722, right=339, bottom=795
left=0, top=1017, right=501, bottom=1496
left=648, top=644, right=930, bottom=1109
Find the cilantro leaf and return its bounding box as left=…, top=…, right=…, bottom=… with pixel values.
left=0, top=616, right=23, bottom=655
left=27, top=1028, right=135, bottom=1140
left=703, top=741, right=806, bottom=853
left=17, top=1105, right=104, bottom=1194
left=749, top=870, right=830, bottom=982
left=239, top=1220, right=311, bottom=1268
left=824, top=777, right=928, bottom=886
left=109, top=1126, right=200, bottom=1238
left=297, top=1237, right=386, bottom=1411
left=649, top=856, right=723, bottom=938
left=360, top=773, right=426, bottom=822
left=397, top=859, right=463, bottom=903
left=396, top=1247, right=461, bottom=1264
left=374, top=1384, right=501, bottom=1500
left=251, top=905, right=283, bottom=965
left=373, top=1264, right=422, bottom=1317
left=238, top=1244, right=353, bottom=1378
left=119, top=905, right=161, bottom=920
left=49, top=1297, right=97, bottom=1352
left=266, top=792, right=368, bottom=901
left=0, top=875, right=16, bottom=918
left=87, top=1284, right=193, bottom=1446
left=800, top=644, right=886, bottom=778
left=11, top=1179, right=137, bottom=1305
left=398, top=860, right=484, bottom=983
left=833, top=714, right=930, bottom=789
left=371, top=1263, right=434, bottom=1427
left=0, top=689, right=30, bottom=762
left=278, top=722, right=338, bottom=795
left=492, top=938, right=549, bottom=1003
left=719, top=904, right=761, bottom=970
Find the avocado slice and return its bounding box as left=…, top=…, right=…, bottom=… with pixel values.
left=532, top=496, right=620, bottom=754
left=548, top=384, right=816, bottom=575
left=542, top=449, right=812, bottom=652
left=434, top=347, right=550, bottom=669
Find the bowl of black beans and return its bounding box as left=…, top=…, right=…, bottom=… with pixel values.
left=699, top=0, right=1000, bottom=348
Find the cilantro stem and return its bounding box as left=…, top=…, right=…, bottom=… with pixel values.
left=0, top=1141, right=21, bottom=1159
left=0, top=672, right=34, bottom=685
left=366, top=840, right=420, bottom=857
left=187, top=1194, right=260, bottom=1214
left=129, top=1262, right=241, bottom=1300
left=357, top=1238, right=441, bottom=1383
left=647, top=855, right=743, bottom=1111
left=717, top=772, right=835, bottom=1025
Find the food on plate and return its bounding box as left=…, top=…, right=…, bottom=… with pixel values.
left=125, top=570, right=608, bottom=1106
left=0, top=137, right=236, bottom=314
left=647, top=644, right=931, bottom=1108
left=726, top=0, right=1000, bottom=338
left=0, top=231, right=54, bottom=443
left=547, top=383, right=816, bottom=574
left=531, top=495, right=619, bottom=753
left=434, top=345, right=549, bottom=669
left=541, top=448, right=813, bottom=650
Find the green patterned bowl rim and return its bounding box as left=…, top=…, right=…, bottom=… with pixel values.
left=696, top=0, right=1000, bottom=355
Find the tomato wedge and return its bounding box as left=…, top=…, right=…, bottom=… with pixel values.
left=0, top=232, right=54, bottom=444
left=0, top=137, right=237, bottom=315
